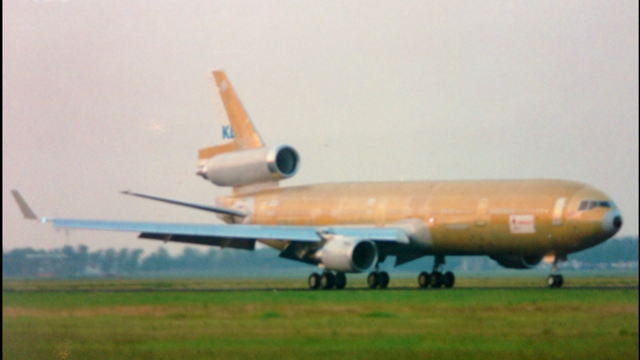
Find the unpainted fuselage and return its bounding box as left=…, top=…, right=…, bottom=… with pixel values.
left=216, top=179, right=621, bottom=258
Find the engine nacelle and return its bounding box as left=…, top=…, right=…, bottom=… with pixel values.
left=318, top=236, right=378, bottom=273
left=490, top=255, right=543, bottom=269
left=201, top=144, right=299, bottom=187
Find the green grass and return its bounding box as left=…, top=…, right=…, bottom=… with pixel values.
left=3, top=278, right=638, bottom=359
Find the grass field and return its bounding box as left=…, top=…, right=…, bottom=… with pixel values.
left=3, top=277, right=639, bottom=360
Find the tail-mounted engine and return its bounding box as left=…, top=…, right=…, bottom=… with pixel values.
left=199, top=144, right=299, bottom=187
left=490, top=255, right=543, bottom=269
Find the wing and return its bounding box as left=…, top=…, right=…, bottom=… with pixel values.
left=51, top=219, right=408, bottom=250
left=12, top=190, right=409, bottom=250
left=53, top=219, right=323, bottom=241
left=51, top=219, right=407, bottom=247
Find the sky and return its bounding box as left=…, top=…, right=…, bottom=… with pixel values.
left=3, top=0, right=638, bottom=255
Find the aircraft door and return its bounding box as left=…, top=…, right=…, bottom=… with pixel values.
left=552, top=197, right=567, bottom=226
left=374, top=199, right=388, bottom=226
left=475, top=198, right=490, bottom=226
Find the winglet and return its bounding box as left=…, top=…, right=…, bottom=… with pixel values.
left=11, top=190, right=39, bottom=220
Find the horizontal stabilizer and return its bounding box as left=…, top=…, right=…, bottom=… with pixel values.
left=121, top=190, right=246, bottom=218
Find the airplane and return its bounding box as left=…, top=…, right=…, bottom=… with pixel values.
left=12, top=70, right=623, bottom=290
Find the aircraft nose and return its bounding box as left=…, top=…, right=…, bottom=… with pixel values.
left=613, top=215, right=622, bottom=230
left=602, top=209, right=623, bottom=235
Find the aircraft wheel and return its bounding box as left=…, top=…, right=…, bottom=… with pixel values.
left=547, top=275, right=556, bottom=288
left=308, top=273, right=321, bottom=290
left=443, top=271, right=455, bottom=288
left=320, top=272, right=335, bottom=290
left=367, top=272, right=380, bottom=289
left=335, top=272, right=347, bottom=289
left=430, top=272, right=443, bottom=288
left=547, top=274, right=564, bottom=288
left=379, top=271, right=390, bottom=289
left=418, top=272, right=430, bottom=288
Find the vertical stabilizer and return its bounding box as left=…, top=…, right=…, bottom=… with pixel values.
left=198, top=71, right=265, bottom=167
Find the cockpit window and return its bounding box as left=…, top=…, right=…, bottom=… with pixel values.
left=578, top=200, right=612, bottom=211
left=578, top=201, right=588, bottom=211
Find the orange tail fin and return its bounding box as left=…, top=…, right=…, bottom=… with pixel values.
left=198, top=70, right=264, bottom=168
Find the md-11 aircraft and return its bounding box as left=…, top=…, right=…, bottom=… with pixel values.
left=13, top=70, right=623, bottom=289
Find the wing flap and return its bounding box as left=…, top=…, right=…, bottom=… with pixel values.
left=139, top=233, right=255, bottom=250
left=329, top=227, right=409, bottom=243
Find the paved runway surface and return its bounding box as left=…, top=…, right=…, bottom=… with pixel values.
left=3, top=286, right=637, bottom=293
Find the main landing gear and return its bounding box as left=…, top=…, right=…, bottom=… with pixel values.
left=367, top=270, right=390, bottom=289
left=418, top=255, right=455, bottom=289
left=547, top=256, right=564, bottom=288
left=309, top=266, right=391, bottom=290
left=365, top=263, right=390, bottom=289
left=308, top=271, right=347, bottom=290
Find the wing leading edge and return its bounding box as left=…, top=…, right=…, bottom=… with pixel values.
left=50, top=219, right=409, bottom=247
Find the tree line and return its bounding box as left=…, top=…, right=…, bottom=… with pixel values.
left=2, top=244, right=304, bottom=278
left=2, top=236, right=638, bottom=278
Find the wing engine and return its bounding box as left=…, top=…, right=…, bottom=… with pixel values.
left=316, top=236, right=378, bottom=273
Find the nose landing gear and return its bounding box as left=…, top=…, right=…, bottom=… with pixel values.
left=547, top=256, right=564, bottom=288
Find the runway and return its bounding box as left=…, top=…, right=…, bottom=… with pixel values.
left=3, top=286, right=637, bottom=293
